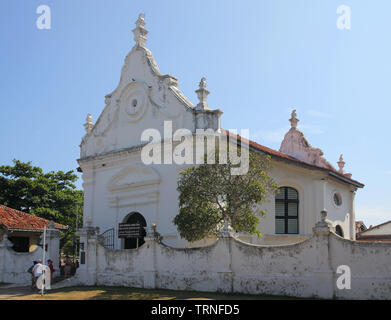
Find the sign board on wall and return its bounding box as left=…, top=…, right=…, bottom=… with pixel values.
left=118, top=223, right=143, bottom=238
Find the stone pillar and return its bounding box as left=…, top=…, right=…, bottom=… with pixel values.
left=311, top=209, right=334, bottom=299
left=313, top=179, right=328, bottom=231
left=216, top=219, right=235, bottom=293
left=350, top=190, right=356, bottom=240
left=45, top=221, right=61, bottom=274
left=81, top=168, right=95, bottom=227
left=76, top=225, right=99, bottom=285
left=143, top=224, right=158, bottom=289
left=0, top=234, right=13, bottom=283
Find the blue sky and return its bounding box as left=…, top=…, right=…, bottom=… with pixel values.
left=1, top=0, right=390, bottom=226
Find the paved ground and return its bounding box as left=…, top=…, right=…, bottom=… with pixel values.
left=0, top=284, right=297, bottom=300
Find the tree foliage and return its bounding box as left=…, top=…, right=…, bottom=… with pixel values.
left=173, top=149, right=277, bottom=243
left=0, top=159, right=83, bottom=254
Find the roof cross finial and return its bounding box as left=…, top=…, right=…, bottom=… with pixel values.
left=84, top=113, right=94, bottom=133
left=337, top=154, right=345, bottom=174
left=195, top=77, right=211, bottom=110
left=132, top=13, right=148, bottom=47
left=289, top=109, right=299, bottom=129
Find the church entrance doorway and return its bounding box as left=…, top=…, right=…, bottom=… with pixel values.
left=120, top=212, right=147, bottom=249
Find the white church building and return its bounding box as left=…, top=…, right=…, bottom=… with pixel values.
left=68, top=14, right=391, bottom=300
left=77, top=14, right=364, bottom=250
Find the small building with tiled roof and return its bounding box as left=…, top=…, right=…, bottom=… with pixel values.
left=356, top=220, right=391, bottom=242
left=0, top=204, right=67, bottom=252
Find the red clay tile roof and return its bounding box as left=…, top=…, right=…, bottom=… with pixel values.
left=0, top=204, right=68, bottom=232
left=356, top=234, right=391, bottom=242
left=357, top=220, right=391, bottom=235
left=222, top=129, right=364, bottom=188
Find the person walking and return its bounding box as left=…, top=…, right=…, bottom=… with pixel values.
left=47, top=259, right=54, bottom=281
left=27, top=261, right=37, bottom=291
left=32, top=260, right=43, bottom=291
left=64, top=255, right=72, bottom=278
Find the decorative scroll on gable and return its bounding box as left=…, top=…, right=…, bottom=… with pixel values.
left=279, top=110, right=335, bottom=170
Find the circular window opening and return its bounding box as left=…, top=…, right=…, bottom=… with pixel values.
left=333, top=193, right=342, bottom=206
left=132, top=99, right=138, bottom=108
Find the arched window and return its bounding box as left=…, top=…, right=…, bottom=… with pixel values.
left=123, top=212, right=147, bottom=249
left=335, top=225, right=344, bottom=237
left=275, top=187, right=299, bottom=234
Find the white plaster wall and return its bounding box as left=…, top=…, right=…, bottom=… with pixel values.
left=0, top=231, right=61, bottom=284
left=80, top=147, right=359, bottom=248
left=76, top=229, right=391, bottom=299
left=79, top=150, right=188, bottom=248
left=0, top=246, right=44, bottom=284
left=329, top=233, right=391, bottom=299
left=254, top=160, right=356, bottom=244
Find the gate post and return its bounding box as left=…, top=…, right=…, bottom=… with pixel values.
left=76, top=224, right=99, bottom=285
left=216, top=219, right=235, bottom=293
left=46, top=221, right=61, bottom=275
left=143, top=224, right=158, bottom=289
left=311, top=209, right=334, bottom=299
left=0, top=234, right=13, bottom=283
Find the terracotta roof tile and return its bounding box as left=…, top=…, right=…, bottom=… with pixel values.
left=0, top=204, right=68, bottom=231
left=356, top=234, right=391, bottom=242
left=357, top=220, right=391, bottom=234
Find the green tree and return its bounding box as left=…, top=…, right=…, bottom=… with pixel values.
left=173, top=149, right=277, bottom=242
left=0, top=159, right=83, bottom=254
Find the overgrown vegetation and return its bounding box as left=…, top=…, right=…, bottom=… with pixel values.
left=174, top=148, right=277, bottom=242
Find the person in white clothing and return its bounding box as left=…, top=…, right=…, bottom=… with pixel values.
left=32, top=259, right=43, bottom=290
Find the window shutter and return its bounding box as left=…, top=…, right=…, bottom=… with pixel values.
left=275, top=219, right=285, bottom=234
left=275, top=187, right=299, bottom=234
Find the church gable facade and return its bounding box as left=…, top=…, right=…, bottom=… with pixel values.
left=80, top=14, right=221, bottom=160
left=78, top=14, right=363, bottom=249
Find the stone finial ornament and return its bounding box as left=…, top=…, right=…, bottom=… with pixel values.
left=289, top=109, right=299, bottom=129
left=146, top=223, right=161, bottom=241
left=337, top=154, right=345, bottom=174
left=199, top=77, right=207, bottom=89
left=132, top=13, right=148, bottom=46
left=337, top=154, right=353, bottom=178
left=280, top=109, right=336, bottom=172
left=195, top=77, right=211, bottom=111
left=84, top=113, right=94, bottom=133
left=313, top=209, right=330, bottom=234
left=321, top=209, right=328, bottom=222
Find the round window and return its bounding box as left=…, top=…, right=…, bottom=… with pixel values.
left=333, top=193, right=342, bottom=206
